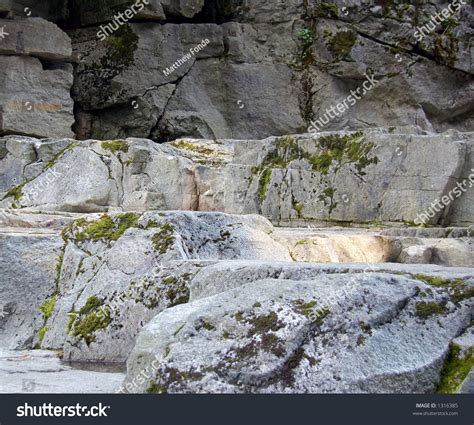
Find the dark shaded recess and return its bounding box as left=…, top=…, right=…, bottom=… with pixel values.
left=63, top=0, right=244, bottom=26
left=193, top=0, right=245, bottom=24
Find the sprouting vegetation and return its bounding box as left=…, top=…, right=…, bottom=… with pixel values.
left=297, top=27, right=314, bottom=61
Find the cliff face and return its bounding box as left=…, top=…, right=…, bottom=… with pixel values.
left=1, top=0, right=473, bottom=140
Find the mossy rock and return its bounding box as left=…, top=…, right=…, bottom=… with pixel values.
left=72, top=213, right=140, bottom=243
left=152, top=223, right=176, bottom=254
left=437, top=344, right=474, bottom=393
left=415, top=301, right=446, bottom=320
left=328, top=31, right=357, bottom=60
left=71, top=297, right=111, bottom=345
left=101, top=140, right=129, bottom=155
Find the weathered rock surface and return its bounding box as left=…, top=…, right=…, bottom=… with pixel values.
left=1, top=1, right=473, bottom=139
left=0, top=56, right=74, bottom=138
left=0, top=228, right=61, bottom=349
left=66, top=0, right=473, bottom=140
left=125, top=274, right=473, bottom=393
left=37, top=211, right=290, bottom=362
left=0, top=0, right=69, bottom=22
left=0, top=349, right=124, bottom=393
left=0, top=17, right=71, bottom=60
left=0, top=14, right=74, bottom=138
left=1, top=211, right=472, bottom=393
left=1, top=130, right=472, bottom=225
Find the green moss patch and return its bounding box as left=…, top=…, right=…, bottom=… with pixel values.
left=413, top=275, right=474, bottom=304
left=310, top=132, right=378, bottom=175
left=2, top=182, right=27, bottom=205
left=46, top=143, right=74, bottom=169
left=171, top=141, right=217, bottom=156
left=152, top=223, right=176, bottom=254
left=38, top=326, right=47, bottom=344
left=318, top=2, right=339, bottom=18
left=39, top=295, right=57, bottom=322
left=73, top=213, right=140, bottom=242
left=36, top=294, right=57, bottom=347
left=437, top=344, right=473, bottom=393
left=293, top=299, right=318, bottom=317
left=101, top=140, right=129, bottom=155
left=71, top=297, right=111, bottom=345
left=328, top=31, right=357, bottom=60
left=103, top=24, right=139, bottom=71
left=147, top=381, right=167, bottom=394
left=415, top=301, right=446, bottom=320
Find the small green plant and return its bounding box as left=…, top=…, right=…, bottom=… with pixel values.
left=297, top=28, right=314, bottom=60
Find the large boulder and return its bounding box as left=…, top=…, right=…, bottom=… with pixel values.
left=125, top=273, right=473, bottom=393
left=37, top=211, right=291, bottom=362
